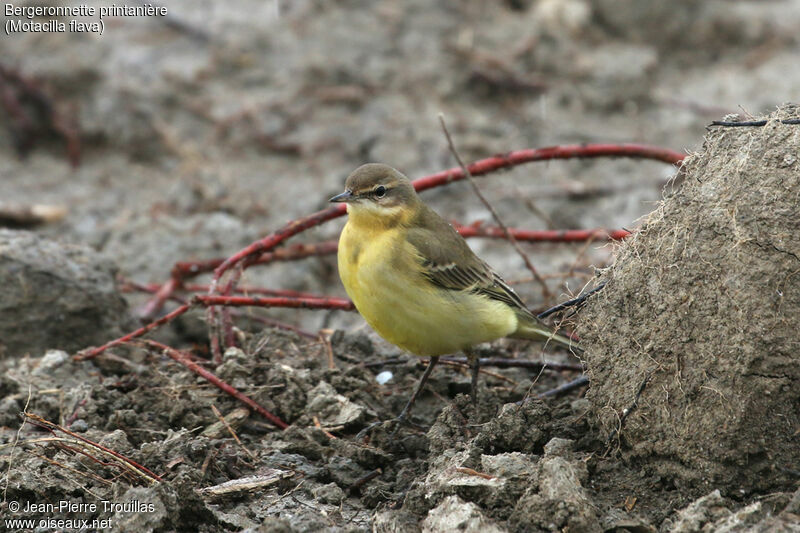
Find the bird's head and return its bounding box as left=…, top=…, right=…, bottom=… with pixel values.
left=330, top=163, right=419, bottom=224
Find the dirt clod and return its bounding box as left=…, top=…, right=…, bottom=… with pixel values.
left=0, top=229, right=132, bottom=357
left=581, top=105, right=800, bottom=496
left=421, top=495, right=505, bottom=533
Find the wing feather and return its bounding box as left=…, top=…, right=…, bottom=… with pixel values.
left=404, top=208, right=535, bottom=319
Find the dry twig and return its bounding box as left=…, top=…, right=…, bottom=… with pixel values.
left=22, top=413, right=162, bottom=485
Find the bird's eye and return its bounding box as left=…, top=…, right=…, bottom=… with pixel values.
left=374, top=185, right=387, bottom=198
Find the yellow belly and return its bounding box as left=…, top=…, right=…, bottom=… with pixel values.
left=337, top=221, right=518, bottom=356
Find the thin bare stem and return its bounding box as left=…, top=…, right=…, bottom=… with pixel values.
left=23, top=413, right=162, bottom=484
left=75, top=303, right=191, bottom=361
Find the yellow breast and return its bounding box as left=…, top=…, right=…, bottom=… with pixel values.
left=337, top=218, right=518, bottom=356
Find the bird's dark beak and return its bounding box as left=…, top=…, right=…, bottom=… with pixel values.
left=329, top=190, right=353, bottom=203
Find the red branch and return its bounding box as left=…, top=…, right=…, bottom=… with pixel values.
left=139, top=241, right=340, bottom=317
left=75, top=303, right=192, bottom=360
left=210, top=205, right=346, bottom=289
left=412, top=144, right=684, bottom=192
left=120, top=279, right=322, bottom=340
left=25, top=413, right=163, bottom=483
left=130, top=281, right=327, bottom=300
left=453, top=224, right=631, bottom=242
left=78, top=294, right=354, bottom=360
left=139, top=278, right=180, bottom=318
left=196, top=294, right=354, bottom=311
left=175, top=240, right=340, bottom=279
left=143, top=340, right=288, bottom=430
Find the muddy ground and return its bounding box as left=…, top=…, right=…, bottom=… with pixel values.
left=1, top=1, right=799, bottom=532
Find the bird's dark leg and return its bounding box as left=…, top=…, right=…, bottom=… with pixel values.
left=378, top=356, right=441, bottom=442
left=358, top=356, right=441, bottom=442
left=465, top=348, right=479, bottom=404
left=396, top=355, right=440, bottom=423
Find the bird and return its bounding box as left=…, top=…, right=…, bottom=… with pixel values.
left=330, top=163, right=579, bottom=425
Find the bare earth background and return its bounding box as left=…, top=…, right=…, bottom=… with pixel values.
left=0, top=1, right=799, bottom=532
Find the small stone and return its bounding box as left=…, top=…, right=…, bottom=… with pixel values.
left=113, top=486, right=168, bottom=531
left=570, top=398, right=590, bottom=413
left=0, top=229, right=131, bottom=357
left=372, top=509, right=423, bottom=533
left=375, top=370, right=393, bottom=384
left=223, top=347, right=248, bottom=363
left=69, top=419, right=89, bottom=432
left=421, top=495, right=505, bottom=533
left=306, top=381, right=365, bottom=427
left=99, top=429, right=132, bottom=452
left=543, top=438, right=575, bottom=457
left=312, top=482, right=345, bottom=505
left=666, top=490, right=731, bottom=533
left=539, top=455, right=589, bottom=502
left=32, top=350, right=70, bottom=376
left=481, top=453, right=538, bottom=480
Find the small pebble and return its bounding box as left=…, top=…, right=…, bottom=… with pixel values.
left=375, top=371, right=393, bottom=385
left=223, top=347, right=248, bottom=363
left=70, top=419, right=89, bottom=432
left=313, top=482, right=345, bottom=505
left=32, top=349, right=69, bottom=375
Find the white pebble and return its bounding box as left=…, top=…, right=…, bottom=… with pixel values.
left=375, top=370, right=393, bottom=385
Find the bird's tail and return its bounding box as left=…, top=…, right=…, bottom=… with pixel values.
left=511, top=317, right=583, bottom=353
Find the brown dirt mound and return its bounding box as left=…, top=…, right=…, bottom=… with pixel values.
left=0, top=229, right=132, bottom=358
left=580, top=104, right=800, bottom=496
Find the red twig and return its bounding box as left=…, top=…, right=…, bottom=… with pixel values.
left=122, top=279, right=321, bottom=340
left=75, top=303, right=191, bottom=360
left=78, top=294, right=354, bottom=361
left=139, top=241, right=340, bottom=317
left=411, top=144, right=685, bottom=192
left=130, top=281, right=328, bottom=300
left=205, top=215, right=345, bottom=359
left=177, top=241, right=341, bottom=278
left=210, top=206, right=346, bottom=289
left=138, top=277, right=181, bottom=318
left=24, top=413, right=163, bottom=483
left=453, top=224, right=631, bottom=242
left=196, top=294, right=354, bottom=311
left=142, top=340, right=288, bottom=430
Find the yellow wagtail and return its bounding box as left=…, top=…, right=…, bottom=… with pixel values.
left=330, top=163, right=579, bottom=422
